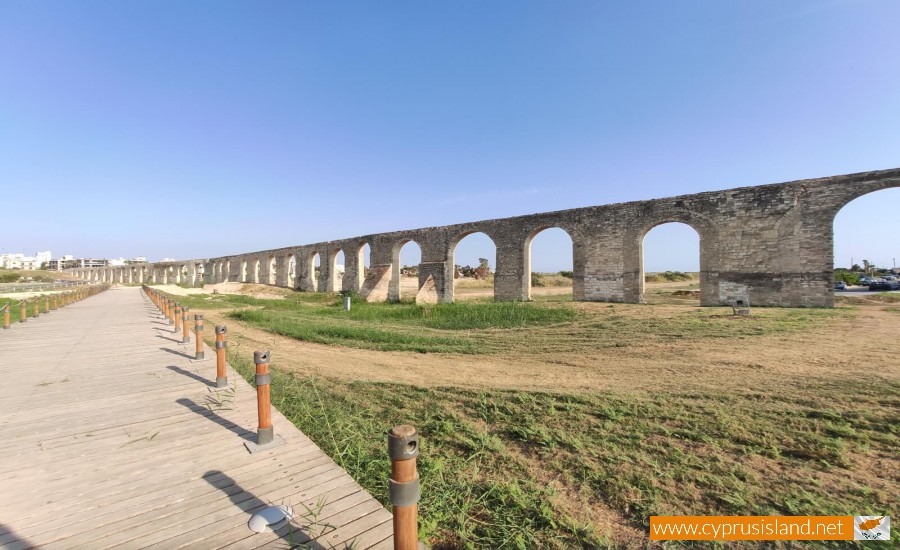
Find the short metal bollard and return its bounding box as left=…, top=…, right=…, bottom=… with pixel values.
left=214, top=325, right=228, bottom=389
left=245, top=350, right=285, bottom=453
left=194, top=314, right=204, bottom=360
left=2, top=303, right=9, bottom=329
left=181, top=306, right=190, bottom=343
left=343, top=295, right=351, bottom=311
left=174, top=304, right=182, bottom=333
left=388, top=425, right=421, bottom=550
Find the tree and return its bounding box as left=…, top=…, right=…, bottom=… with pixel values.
left=851, top=263, right=862, bottom=272
left=474, top=258, right=492, bottom=280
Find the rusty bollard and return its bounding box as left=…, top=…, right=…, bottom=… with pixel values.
left=194, top=314, right=204, bottom=360
left=50, top=295, right=57, bottom=310
left=33, top=300, right=40, bottom=318
left=167, top=299, right=175, bottom=325
left=174, top=304, right=182, bottom=333
left=44, top=297, right=50, bottom=314
left=245, top=350, right=284, bottom=453
left=214, top=326, right=228, bottom=389
left=181, top=306, right=190, bottom=343
left=20, top=301, right=27, bottom=323
left=388, top=425, right=421, bottom=550
left=2, top=303, right=9, bottom=329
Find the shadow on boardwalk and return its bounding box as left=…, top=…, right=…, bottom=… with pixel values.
left=160, top=346, right=196, bottom=360
left=0, top=523, right=38, bottom=550
left=177, top=397, right=256, bottom=443
left=167, top=364, right=214, bottom=386
left=203, top=471, right=331, bottom=550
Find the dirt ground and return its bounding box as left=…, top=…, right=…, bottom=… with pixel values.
left=149, top=279, right=900, bottom=397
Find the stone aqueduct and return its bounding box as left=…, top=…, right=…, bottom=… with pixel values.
left=69, top=168, right=899, bottom=307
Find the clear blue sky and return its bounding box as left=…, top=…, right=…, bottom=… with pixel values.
left=2, top=1, right=898, bottom=272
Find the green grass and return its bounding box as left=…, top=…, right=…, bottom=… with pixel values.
left=224, top=349, right=899, bottom=549
left=156, top=289, right=845, bottom=355
left=644, top=271, right=696, bottom=283
left=228, top=308, right=480, bottom=353
left=0, top=295, right=49, bottom=323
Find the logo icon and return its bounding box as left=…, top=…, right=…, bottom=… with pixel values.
left=854, top=516, right=890, bottom=540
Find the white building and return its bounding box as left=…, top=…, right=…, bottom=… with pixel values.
left=1, top=251, right=51, bottom=270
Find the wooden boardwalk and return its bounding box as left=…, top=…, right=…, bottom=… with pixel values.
left=0, top=287, right=394, bottom=549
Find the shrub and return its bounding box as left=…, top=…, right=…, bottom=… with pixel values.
left=834, top=269, right=860, bottom=285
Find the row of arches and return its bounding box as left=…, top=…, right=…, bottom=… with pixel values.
left=203, top=229, right=582, bottom=301
left=72, top=263, right=206, bottom=286
left=68, top=224, right=705, bottom=303
left=64, top=170, right=900, bottom=307
left=201, top=224, right=697, bottom=302
left=209, top=246, right=368, bottom=291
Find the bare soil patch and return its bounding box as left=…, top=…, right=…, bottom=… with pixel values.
left=166, top=281, right=899, bottom=397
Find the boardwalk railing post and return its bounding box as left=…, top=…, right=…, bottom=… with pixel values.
left=2, top=303, right=9, bottom=329
left=174, top=304, right=182, bottom=333
left=181, top=307, right=190, bottom=343
left=245, top=350, right=284, bottom=453
left=20, top=301, right=27, bottom=323
left=214, top=326, right=228, bottom=388
left=388, top=425, right=421, bottom=550
left=194, top=314, right=204, bottom=360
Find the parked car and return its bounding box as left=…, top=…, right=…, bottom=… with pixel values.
left=869, top=281, right=892, bottom=291
left=834, top=281, right=846, bottom=290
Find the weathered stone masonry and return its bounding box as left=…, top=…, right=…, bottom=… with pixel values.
left=69, top=168, right=900, bottom=307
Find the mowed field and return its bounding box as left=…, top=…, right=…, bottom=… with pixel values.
left=147, top=277, right=899, bottom=548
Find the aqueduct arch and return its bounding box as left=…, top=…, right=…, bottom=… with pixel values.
left=69, top=168, right=900, bottom=307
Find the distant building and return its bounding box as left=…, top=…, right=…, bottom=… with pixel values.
left=47, top=256, right=108, bottom=270
left=35, top=251, right=52, bottom=267
left=1, top=253, right=26, bottom=269
left=1, top=251, right=51, bottom=270
left=47, top=255, right=76, bottom=271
